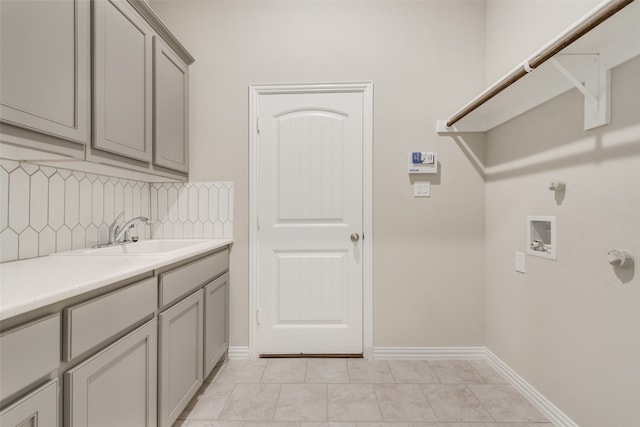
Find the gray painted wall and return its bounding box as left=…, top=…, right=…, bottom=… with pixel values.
left=482, top=2, right=639, bottom=424
left=149, top=0, right=488, bottom=349
left=150, top=0, right=640, bottom=424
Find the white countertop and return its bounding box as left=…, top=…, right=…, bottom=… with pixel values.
left=0, top=239, right=233, bottom=322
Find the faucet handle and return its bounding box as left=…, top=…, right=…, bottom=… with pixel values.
left=108, top=212, right=125, bottom=244
left=109, top=212, right=125, bottom=228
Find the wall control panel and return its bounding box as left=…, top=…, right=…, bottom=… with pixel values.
left=408, top=152, right=438, bottom=174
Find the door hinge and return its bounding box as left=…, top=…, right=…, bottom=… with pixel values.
left=256, top=309, right=260, bottom=325
left=256, top=117, right=261, bottom=134
left=256, top=214, right=260, bottom=231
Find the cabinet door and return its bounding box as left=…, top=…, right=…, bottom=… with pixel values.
left=0, top=314, right=60, bottom=403
left=65, top=319, right=157, bottom=427
left=93, top=0, right=152, bottom=162
left=0, top=380, right=58, bottom=427
left=204, top=273, right=229, bottom=377
left=159, top=290, right=203, bottom=427
left=0, top=0, right=90, bottom=144
left=154, top=37, right=189, bottom=173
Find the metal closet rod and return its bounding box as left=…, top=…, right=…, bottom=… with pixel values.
left=445, top=0, right=635, bottom=128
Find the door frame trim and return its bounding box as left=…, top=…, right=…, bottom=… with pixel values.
left=248, top=82, right=374, bottom=358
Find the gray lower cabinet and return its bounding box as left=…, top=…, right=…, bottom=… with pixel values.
left=65, top=318, right=157, bottom=427
left=204, top=273, right=229, bottom=377
left=63, top=276, right=157, bottom=361
left=0, top=247, right=230, bottom=427
left=0, top=0, right=90, bottom=145
left=0, top=314, right=60, bottom=405
left=92, top=0, right=153, bottom=162
left=0, top=380, right=58, bottom=427
left=159, top=289, right=204, bottom=427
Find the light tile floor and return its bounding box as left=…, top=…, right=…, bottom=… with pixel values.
left=173, top=358, right=552, bottom=427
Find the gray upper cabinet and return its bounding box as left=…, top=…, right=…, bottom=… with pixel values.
left=1, top=0, right=194, bottom=180
left=154, top=37, right=189, bottom=173
left=93, top=0, right=153, bottom=162
left=0, top=0, right=90, bottom=144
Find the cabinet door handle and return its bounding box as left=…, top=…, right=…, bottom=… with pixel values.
left=350, top=233, right=360, bottom=242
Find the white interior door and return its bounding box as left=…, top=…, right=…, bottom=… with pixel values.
left=256, top=88, right=365, bottom=355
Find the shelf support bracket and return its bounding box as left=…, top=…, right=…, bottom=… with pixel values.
left=548, top=57, right=598, bottom=103
left=549, top=54, right=609, bottom=130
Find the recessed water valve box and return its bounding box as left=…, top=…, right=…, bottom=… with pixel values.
left=408, top=152, right=438, bottom=174
left=527, top=215, right=556, bottom=260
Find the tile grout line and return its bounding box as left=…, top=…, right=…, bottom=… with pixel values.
left=269, top=383, right=283, bottom=422
left=187, top=359, right=554, bottom=427
left=462, top=359, right=498, bottom=422
left=214, top=362, right=236, bottom=422
left=464, top=383, right=498, bottom=423
left=416, top=377, right=440, bottom=423
left=323, top=382, right=329, bottom=423
left=370, top=382, right=384, bottom=423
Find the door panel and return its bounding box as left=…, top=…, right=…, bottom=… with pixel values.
left=277, top=111, right=346, bottom=221
left=258, top=90, right=364, bottom=355
left=276, top=251, right=346, bottom=323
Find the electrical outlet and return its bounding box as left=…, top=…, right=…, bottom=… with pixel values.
left=515, top=251, right=526, bottom=273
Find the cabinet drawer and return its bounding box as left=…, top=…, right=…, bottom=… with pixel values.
left=160, top=249, right=228, bottom=308
left=0, top=379, right=58, bottom=427
left=64, top=276, right=157, bottom=361
left=0, top=314, right=60, bottom=402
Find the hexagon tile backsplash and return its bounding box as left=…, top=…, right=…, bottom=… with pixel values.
left=0, top=159, right=234, bottom=263
left=150, top=181, right=234, bottom=240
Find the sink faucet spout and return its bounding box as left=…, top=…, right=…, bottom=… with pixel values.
left=112, top=216, right=151, bottom=244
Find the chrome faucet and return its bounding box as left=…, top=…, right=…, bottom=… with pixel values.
left=108, top=212, right=125, bottom=244
left=106, top=212, right=151, bottom=245
left=113, top=216, right=151, bottom=244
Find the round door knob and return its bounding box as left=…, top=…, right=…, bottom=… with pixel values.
left=350, top=233, right=360, bottom=242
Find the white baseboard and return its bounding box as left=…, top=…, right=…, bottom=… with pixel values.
left=373, top=346, right=486, bottom=360
left=374, top=346, right=577, bottom=427
left=484, top=348, right=578, bottom=427
left=228, top=346, right=250, bottom=359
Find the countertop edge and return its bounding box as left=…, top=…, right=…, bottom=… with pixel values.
left=0, top=239, right=233, bottom=323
